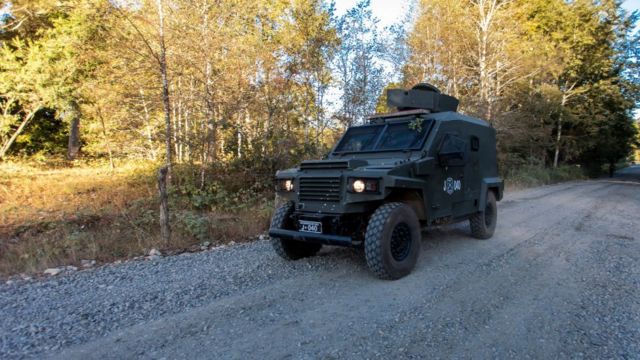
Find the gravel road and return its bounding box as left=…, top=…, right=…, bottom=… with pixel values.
left=2, top=167, right=640, bottom=359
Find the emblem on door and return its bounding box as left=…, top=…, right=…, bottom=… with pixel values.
left=443, top=177, right=462, bottom=195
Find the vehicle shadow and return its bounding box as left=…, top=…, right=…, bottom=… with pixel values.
left=304, top=221, right=477, bottom=278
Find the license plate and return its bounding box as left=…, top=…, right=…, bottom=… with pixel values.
left=299, top=220, right=322, bottom=234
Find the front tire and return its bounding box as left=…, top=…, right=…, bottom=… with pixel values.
left=364, top=203, right=421, bottom=280
left=270, top=202, right=322, bottom=260
left=470, top=190, right=497, bottom=239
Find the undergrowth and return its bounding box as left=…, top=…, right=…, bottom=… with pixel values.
left=504, top=164, right=586, bottom=190
left=0, top=160, right=273, bottom=276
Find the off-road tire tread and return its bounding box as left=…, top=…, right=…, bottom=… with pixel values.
left=270, top=202, right=321, bottom=260
left=364, top=202, right=405, bottom=280
left=470, top=190, right=496, bottom=239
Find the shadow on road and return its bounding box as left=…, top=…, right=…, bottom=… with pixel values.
left=612, top=165, right=640, bottom=183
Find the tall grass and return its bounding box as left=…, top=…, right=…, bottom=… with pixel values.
left=504, top=164, right=586, bottom=190
left=0, top=161, right=272, bottom=276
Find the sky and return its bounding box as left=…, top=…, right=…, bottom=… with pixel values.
left=623, top=0, right=640, bottom=14
left=334, top=0, right=409, bottom=27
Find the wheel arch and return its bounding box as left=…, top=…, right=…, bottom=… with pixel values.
left=384, top=188, right=427, bottom=220
left=479, top=177, right=504, bottom=210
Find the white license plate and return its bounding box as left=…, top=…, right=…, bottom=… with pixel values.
left=299, top=220, right=322, bottom=234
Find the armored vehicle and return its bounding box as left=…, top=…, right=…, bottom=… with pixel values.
left=269, top=83, right=504, bottom=279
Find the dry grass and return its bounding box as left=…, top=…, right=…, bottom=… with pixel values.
left=504, top=164, right=586, bottom=192
left=0, top=161, right=156, bottom=228
left=0, top=161, right=272, bottom=276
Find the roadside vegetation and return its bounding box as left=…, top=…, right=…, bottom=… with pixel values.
left=0, top=159, right=598, bottom=276
left=0, top=161, right=272, bottom=275
left=505, top=164, right=586, bottom=190
left=0, top=0, right=638, bottom=276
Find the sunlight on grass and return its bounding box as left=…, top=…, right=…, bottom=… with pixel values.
left=0, top=161, right=272, bottom=276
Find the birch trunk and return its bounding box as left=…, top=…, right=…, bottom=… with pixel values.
left=139, top=88, right=157, bottom=161
left=553, top=93, right=569, bottom=168
left=0, top=108, right=39, bottom=159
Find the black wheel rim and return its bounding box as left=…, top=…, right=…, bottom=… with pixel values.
left=484, top=201, right=494, bottom=227
left=390, top=222, right=412, bottom=261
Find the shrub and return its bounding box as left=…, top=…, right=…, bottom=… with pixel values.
left=506, top=164, right=586, bottom=189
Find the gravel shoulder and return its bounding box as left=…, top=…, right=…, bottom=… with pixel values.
left=2, top=169, right=640, bottom=359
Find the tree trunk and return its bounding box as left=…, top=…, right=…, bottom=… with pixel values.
left=158, top=165, right=171, bottom=245
left=157, top=0, right=173, bottom=175
left=139, top=88, right=157, bottom=160
left=237, top=127, right=242, bottom=159
left=552, top=117, right=562, bottom=168
left=97, top=107, right=115, bottom=171
left=0, top=108, right=39, bottom=159
left=67, top=123, right=81, bottom=160
left=608, top=162, right=615, bottom=178
left=66, top=101, right=82, bottom=160
left=553, top=93, right=568, bottom=168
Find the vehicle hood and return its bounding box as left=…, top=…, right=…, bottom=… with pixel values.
left=298, top=157, right=413, bottom=171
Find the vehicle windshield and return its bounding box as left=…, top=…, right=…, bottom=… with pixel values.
left=333, top=118, right=432, bottom=154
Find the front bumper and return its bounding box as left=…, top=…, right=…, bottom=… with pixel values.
left=268, top=228, right=357, bottom=247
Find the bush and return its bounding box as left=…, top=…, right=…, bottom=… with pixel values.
left=0, top=161, right=274, bottom=276
left=505, top=164, right=586, bottom=189
left=175, top=211, right=211, bottom=242
left=170, top=163, right=274, bottom=211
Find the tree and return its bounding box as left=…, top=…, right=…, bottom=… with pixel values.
left=156, top=0, right=172, bottom=173
left=333, top=0, right=388, bottom=126
left=633, top=120, right=640, bottom=163
left=0, top=0, right=109, bottom=160
left=404, top=0, right=537, bottom=122
left=403, top=0, right=638, bottom=172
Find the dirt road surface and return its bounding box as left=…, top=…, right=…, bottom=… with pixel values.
left=2, top=167, right=639, bottom=359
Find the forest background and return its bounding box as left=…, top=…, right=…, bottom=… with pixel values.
left=0, top=0, right=638, bottom=275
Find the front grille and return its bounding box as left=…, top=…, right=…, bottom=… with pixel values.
left=299, top=177, right=342, bottom=202
left=300, top=161, right=349, bottom=170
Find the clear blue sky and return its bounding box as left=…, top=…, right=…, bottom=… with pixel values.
left=624, top=0, right=640, bottom=14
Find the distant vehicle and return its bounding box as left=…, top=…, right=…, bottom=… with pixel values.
left=269, top=83, right=504, bottom=279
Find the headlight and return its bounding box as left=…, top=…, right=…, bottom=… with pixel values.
left=277, top=179, right=295, bottom=192
left=284, top=179, right=294, bottom=191
left=353, top=179, right=365, bottom=193
left=349, top=178, right=379, bottom=193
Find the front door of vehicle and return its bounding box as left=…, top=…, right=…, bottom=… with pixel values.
left=430, top=132, right=467, bottom=220
left=464, top=134, right=482, bottom=213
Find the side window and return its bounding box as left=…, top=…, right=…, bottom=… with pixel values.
left=440, top=134, right=466, bottom=154
left=471, top=136, right=479, bottom=151
left=438, top=133, right=467, bottom=166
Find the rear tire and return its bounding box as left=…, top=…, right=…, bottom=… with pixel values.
left=270, top=202, right=322, bottom=260
left=470, top=190, right=497, bottom=239
left=364, top=203, right=421, bottom=280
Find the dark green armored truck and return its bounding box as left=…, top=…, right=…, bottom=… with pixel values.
left=269, top=83, right=504, bottom=279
